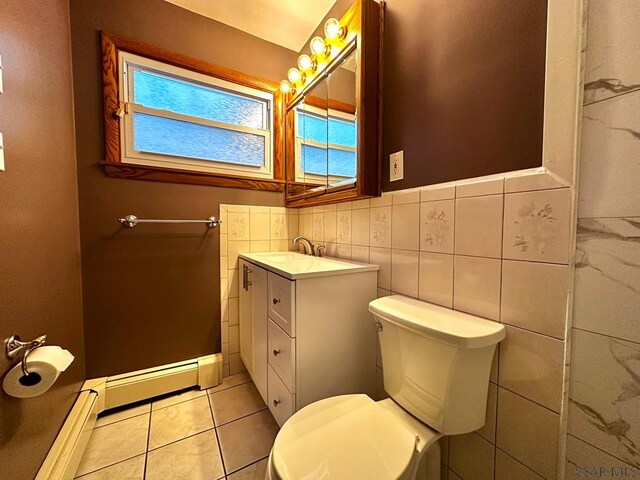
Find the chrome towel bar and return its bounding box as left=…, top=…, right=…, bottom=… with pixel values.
left=118, top=214, right=221, bottom=229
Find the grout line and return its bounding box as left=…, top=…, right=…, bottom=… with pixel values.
left=93, top=411, right=150, bottom=430
left=142, top=404, right=152, bottom=478
left=208, top=379, right=253, bottom=396
left=571, top=325, right=640, bottom=346
left=74, top=453, right=146, bottom=479
left=583, top=86, right=640, bottom=108
left=497, top=385, right=561, bottom=415
left=226, top=454, right=270, bottom=476
left=451, top=193, right=457, bottom=309
left=226, top=455, right=270, bottom=477
left=208, top=393, right=229, bottom=477
left=214, top=406, right=269, bottom=429
left=566, top=433, right=638, bottom=468
left=495, top=446, right=546, bottom=479
left=150, top=390, right=208, bottom=412
left=502, top=322, right=565, bottom=342
left=146, top=427, right=216, bottom=454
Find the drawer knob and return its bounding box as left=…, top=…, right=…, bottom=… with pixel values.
left=273, top=349, right=281, bottom=356
left=273, top=399, right=281, bottom=407
left=272, top=298, right=280, bottom=305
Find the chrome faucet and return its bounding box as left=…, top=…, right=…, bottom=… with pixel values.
left=292, top=236, right=314, bottom=255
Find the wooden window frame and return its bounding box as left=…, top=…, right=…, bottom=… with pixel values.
left=101, top=32, right=285, bottom=192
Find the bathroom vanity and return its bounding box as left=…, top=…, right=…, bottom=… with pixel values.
left=238, top=252, right=378, bottom=426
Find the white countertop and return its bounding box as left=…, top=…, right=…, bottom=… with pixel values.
left=238, top=251, right=379, bottom=280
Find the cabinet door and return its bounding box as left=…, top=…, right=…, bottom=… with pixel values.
left=251, top=265, right=268, bottom=401
left=238, top=260, right=253, bottom=376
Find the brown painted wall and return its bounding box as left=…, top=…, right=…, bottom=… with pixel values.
left=382, top=0, right=547, bottom=191
left=70, top=0, right=294, bottom=378
left=0, top=1, right=85, bottom=478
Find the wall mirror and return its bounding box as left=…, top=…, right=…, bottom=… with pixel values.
left=283, top=0, right=383, bottom=207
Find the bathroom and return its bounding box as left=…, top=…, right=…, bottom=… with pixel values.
left=1, top=0, right=638, bottom=479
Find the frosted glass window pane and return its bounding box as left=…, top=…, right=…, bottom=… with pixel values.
left=301, top=145, right=328, bottom=176
left=297, top=112, right=327, bottom=144
left=134, top=70, right=265, bottom=129
left=328, top=149, right=356, bottom=177
left=134, top=113, right=265, bottom=167
left=329, top=118, right=356, bottom=147
left=302, top=145, right=356, bottom=178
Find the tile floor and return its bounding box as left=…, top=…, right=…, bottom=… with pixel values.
left=75, top=372, right=278, bottom=479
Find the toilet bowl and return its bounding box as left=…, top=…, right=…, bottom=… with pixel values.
left=267, top=295, right=505, bottom=480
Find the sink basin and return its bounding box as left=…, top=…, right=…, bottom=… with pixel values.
left=238, top=251, right=379, bottom=280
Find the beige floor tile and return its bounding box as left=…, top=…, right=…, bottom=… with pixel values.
left=95, top=404, right=150, bottom=428
left=217, top=410, right=279, bottom=473
left=208, top=371, right=252, bottom=394
left=75, top=455, right=145, bottom=479
left=227, top=458, right=269, bottom=480
left=152, top=388, right=207, bottom=411
left=149, top=396, right=214, bottom=450
left=76, top=415, right=149, bottom=477
left=210, top=382, right=266, bottom=425
left=146, top=430, right=225, bottom=480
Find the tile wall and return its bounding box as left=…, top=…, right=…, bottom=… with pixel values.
left=296, top=179, right=573, bottom=480
left=566, top=1, right=640, bottom=476
left=219, top=205, right=299, bottom=377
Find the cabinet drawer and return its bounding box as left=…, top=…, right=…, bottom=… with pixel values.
left=268, top=273, right=296, bottom=336
left=268, top=319, right=296, bottom=392
left=268, top=365, right=295, bottom=427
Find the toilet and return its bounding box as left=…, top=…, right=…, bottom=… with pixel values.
left=266, top=295, right=506, bottom=480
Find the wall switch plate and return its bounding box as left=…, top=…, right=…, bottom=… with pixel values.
left=0, top=132, right=4, bottom=172
left=390, top=150, right=404, bottom=181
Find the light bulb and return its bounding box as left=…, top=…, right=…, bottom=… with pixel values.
left=324, top=18, right=343, bottom=39
left=279, top=80, right=292, bottom=93
left=310, top=36, right=328, bottom=56
left=287, top=68, right=303, bottom=84
left=297, top=54, right=314, bottom=72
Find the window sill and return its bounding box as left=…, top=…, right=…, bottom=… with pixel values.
left=100, top=161, right=286, bottom=192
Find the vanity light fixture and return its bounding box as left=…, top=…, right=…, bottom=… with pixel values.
left=279, top=80, right=292, bottom=93
left=297, top=54, right=315, bottom=73
left=310, top=36, right=330, bottom=57
left=324, top=18, right=346, bottom=40
left=287, top=67, right=304, bottom=85
left=280, top=19, right=347, bottom=99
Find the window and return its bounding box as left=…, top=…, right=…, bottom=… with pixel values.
left=119, top=52, right=274, bottom=179
left=294, top=104, right=357, bottom=184
left=101, top=33, right=284, bottom=190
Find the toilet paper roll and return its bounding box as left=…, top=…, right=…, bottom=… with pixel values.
left=2, top=346, right=74, bottom=398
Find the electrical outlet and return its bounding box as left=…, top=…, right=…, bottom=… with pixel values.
left=390, top=150, right=404, bottom=181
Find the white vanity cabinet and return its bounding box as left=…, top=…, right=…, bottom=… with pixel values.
left=238, top=259, right=268, bottom=401
left=238, top=252, right=378, bottom=427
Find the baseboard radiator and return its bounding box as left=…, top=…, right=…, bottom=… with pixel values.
left=36, top=353, right=223, bottom=480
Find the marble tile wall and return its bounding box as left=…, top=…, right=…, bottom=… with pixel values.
left=297, top=179, right=574, bottom=480
left=219, top=205, right=299, bottom=377
left=566, top=1, right=640, bottom=475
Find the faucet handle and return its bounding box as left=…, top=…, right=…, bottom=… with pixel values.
left=313, top=244, right=326, bottom=257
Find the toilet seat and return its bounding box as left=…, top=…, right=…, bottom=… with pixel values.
left=271, top=395, right=423, bottom=480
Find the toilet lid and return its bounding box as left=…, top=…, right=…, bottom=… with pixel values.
left=272, top=395, right=418, bottom=480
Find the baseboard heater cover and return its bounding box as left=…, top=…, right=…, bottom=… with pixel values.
left=36, top=353, right=222, bottom=479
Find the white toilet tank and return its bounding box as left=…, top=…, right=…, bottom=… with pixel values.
left=369, top=295, right=505, bottom=435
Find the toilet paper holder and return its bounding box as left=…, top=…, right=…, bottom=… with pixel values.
left=5, top=334, right=47, bottom=376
